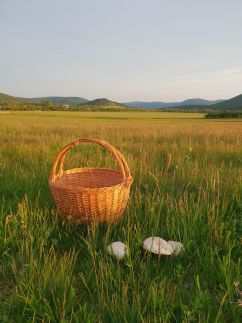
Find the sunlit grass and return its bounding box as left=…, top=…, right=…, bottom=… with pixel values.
left=0, top=111, right=241, bottom=322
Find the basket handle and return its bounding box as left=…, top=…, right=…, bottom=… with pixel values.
left=49, top=138, right=132, bottom=184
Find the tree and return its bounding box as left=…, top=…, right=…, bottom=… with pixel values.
left=41, top=99, right=53, bottom=109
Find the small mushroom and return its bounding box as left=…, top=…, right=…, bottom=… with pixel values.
left=167, top=241, right=184, bottom=255
left=143, top=237, right=173, bottom=256
left=107, top=241, right=129, bottom=260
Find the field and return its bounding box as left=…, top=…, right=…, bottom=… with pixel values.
left=0, top=111, right=241, bottom=322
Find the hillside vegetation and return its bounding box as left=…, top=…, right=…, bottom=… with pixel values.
left=80, top=98, right=128, bottom=111
left=211, top=93, right=242, bottom=110
left=0, top=92, right=28, bottom=105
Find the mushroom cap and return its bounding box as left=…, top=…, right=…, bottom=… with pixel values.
left=143, top=237, right=173, bottom=255
left=107, top=241, right=129, bottom=260
left=167, top=241, right=184, bottom=255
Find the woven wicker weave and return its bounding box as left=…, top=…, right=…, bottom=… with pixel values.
left=49, top=138, right=133, bottom=223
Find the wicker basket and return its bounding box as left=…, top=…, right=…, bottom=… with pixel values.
left=49, top=138, right=133, bottom=223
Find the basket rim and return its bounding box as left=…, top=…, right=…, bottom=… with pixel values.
left=49, top=138, right=132, bottom=183
left=49, top=167, right=133, bottom=192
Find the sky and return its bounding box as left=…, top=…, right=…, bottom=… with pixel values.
left=0, top=0, right=242, bottom=102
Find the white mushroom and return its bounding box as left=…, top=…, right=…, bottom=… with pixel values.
left=107, top=241, right=129, bottom=260
left=143, top=237, right=173, bottom=255
left=167, top=241, right=184, bottom=255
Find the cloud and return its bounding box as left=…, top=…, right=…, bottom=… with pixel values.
left=156, top=67, right=242, bottom=85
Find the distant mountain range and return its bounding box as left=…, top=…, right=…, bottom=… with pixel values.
left=1, top=92, right=242, bottom=111
left=204, top=93, right=242, bottom=111
left=164, top=94, right=242, bottom=111
left=0, top=93, right=88, bottom=105
left=0, top=93, right=128, bottom=110
left=125, top=95, right=242, bottom=111
left=124, top=98, right=223, bottom=109
left=29, top=96, right=88, bottom=105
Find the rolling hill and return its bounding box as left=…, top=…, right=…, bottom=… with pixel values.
left=0, top=93, right=128, bottom=110
left=0, top=92, right=88, bottom=106
left=80, top=98, right=128, bottom=110
left=82, top=98, right=126, bottom=107
left=29, top=96, right=88, bottom=105
left=167, top=94, right=242, bottom=112
left=209, top=94, right=242, bottom=110
left=1, top=91, right=242, bottom=112
left=125, top=98, right=222, bottom=109
left=0, top=93, right=28, bottom=105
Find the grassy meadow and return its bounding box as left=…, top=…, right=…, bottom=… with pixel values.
left=0, top=111, right=241, bottom=322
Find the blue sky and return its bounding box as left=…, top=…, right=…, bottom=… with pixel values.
left=0, top=0, right=242, bottom=101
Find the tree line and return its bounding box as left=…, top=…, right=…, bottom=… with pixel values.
left=205, top=111, right=242, bottom=119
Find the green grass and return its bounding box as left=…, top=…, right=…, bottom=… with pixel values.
left=0, top=111, right=241, bottom=322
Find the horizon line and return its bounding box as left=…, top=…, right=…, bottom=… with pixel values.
left=0, top=90, right=232, bottom=103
